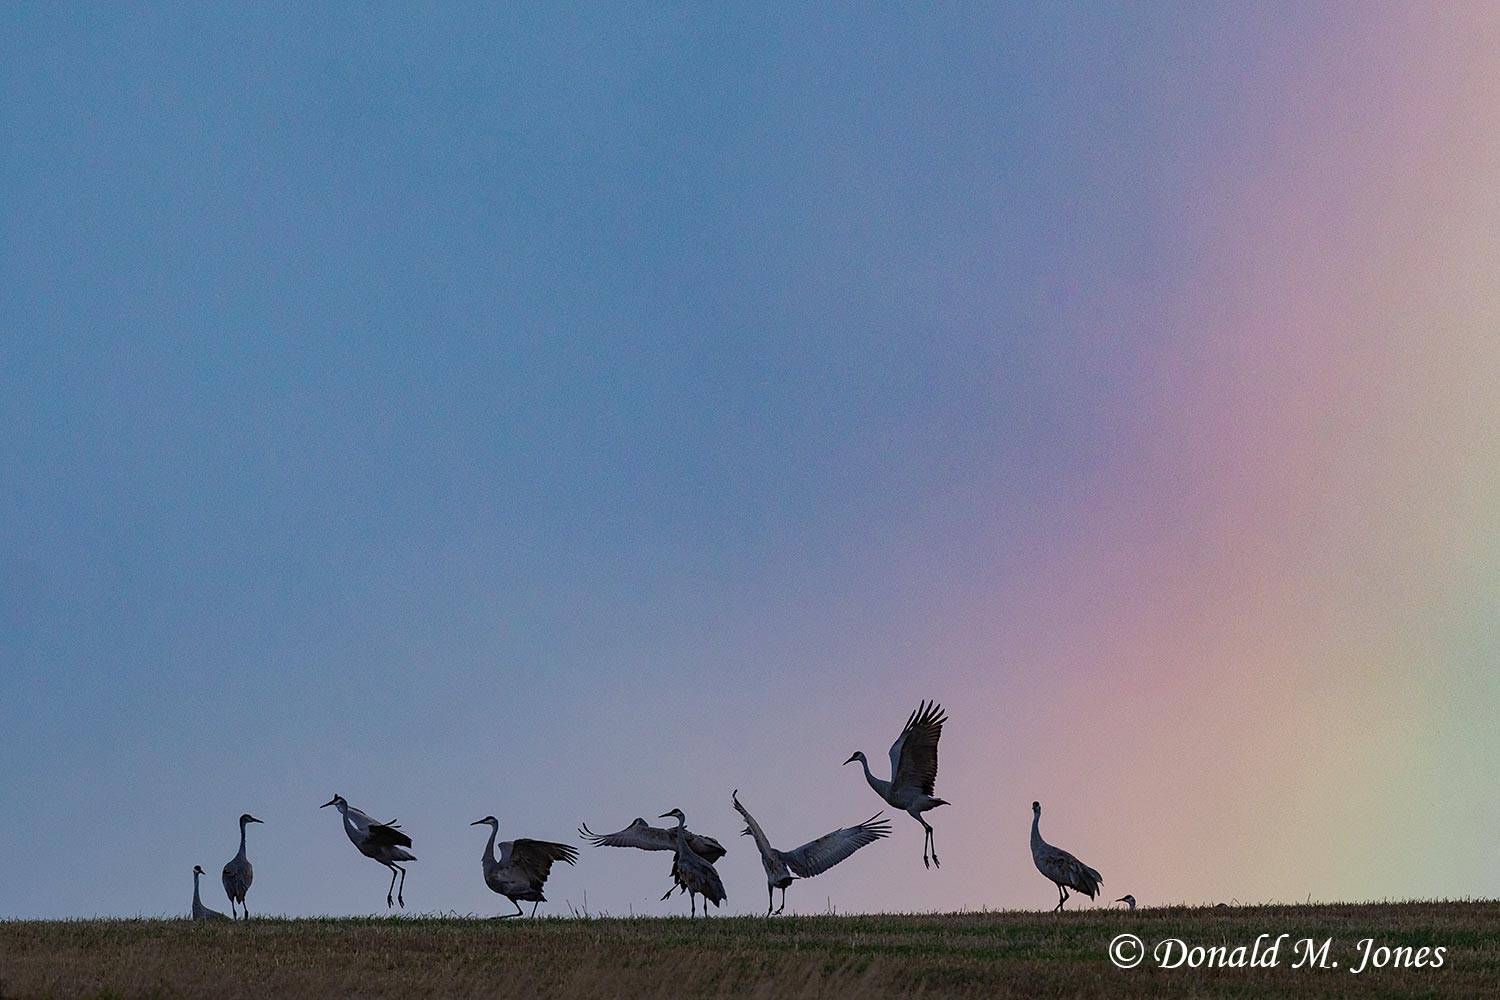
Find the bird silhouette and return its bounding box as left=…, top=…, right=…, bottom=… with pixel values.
left=732, top=789, right=889, bottom=914
left=844, top=701, right=949, bottom=868
left=220, top=813, right=262, bottom=919
left=320, top=794, right=416, bottom=908
left=471, top=815, right=577, bottom=917
left=1030, top=801, right=1102, bottom=911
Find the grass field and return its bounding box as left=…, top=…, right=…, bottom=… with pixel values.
left=2, top=901, right=1495, bottom=998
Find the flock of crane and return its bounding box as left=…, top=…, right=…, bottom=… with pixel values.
left=189, top=701, right=1126, bottom=919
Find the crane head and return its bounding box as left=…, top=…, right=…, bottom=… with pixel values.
left=1032, top=800, right=1041, bottom=814
left=842, top=752, right=865, bottom=766
left=192, top=865, right=205, bottom=875
left=1117, top=895, right=1136, bottom=908
left=658, top=808, right=685, bottom=823
left=320, top=794, right=345, bottom=810
left=240, top=813, right=263, bottom=826
left=470, top=816, right=498, bottom=827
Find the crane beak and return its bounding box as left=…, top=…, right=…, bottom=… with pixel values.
left=249, top=816, right=264, bottom=824
left=470, top=819, right=486, bottom=826
left=319, top=797, right=337, bottom=809
left=842, top=754, right=858, bottom=765
left=657, top=812, right=674, bottom=819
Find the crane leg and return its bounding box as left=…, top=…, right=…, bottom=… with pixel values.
left=767, top=885, right=774, bottom=916
left=690, top=893, right=697, bottom=917
left=776, top=887, right=786, bottom=915
left=385, top=864, right=399, bottom=908
left=396, top=864, right=407, bottom=908
left=497, top=898, right=523, bottom=918
left=915, top=815, right=935, bottom=869
left=531, top=901, right=540, bottom=917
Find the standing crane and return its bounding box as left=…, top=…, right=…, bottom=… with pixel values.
left=732, top=789, right=890, bottom=914
left=221, top=812, right=263, bottom=919
left=658, top=809, right=726, bottom=916
left=191, top=865, right=229, bottom=921
left=320, top=793, right=416, bottom=908
left=1030, top=800, right=1102, bottom=911
left=470, top=816, right=578, bottom=917
left=843, top=700, right=949, bottom=868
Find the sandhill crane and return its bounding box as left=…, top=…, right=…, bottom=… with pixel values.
left=471, top=816, right=578, bottom=917
left=1030, top=801, right=1102, bottom=911
left=578, top=818, right=727, bottom=863
left=658, top=809, right=726, bottom=916
left=732, top=789, right=890, bottom=915
left=843, top=700, right=949, bottom=868
left=1117, top=894, right=1136, bottom=910
left=221, top=813, right=262, bottom=919
left=320, top=793, right=416, bottom=908
left=580, top=816, right=726, bottom=898
left=191, top=865, right=229, bottom=921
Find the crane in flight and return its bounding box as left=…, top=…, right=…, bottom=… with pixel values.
left=732, top=789, right=889, bottom=914
left=320, top=794, right=416, bottom=908
left=843, top=700, right=949, bottom=868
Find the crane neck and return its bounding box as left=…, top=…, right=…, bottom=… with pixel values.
left=481, top=823, right=499, bottom=866
left=1030, top=812, right=1043, bottom=850
left=237, top=820, right=248, bottom=859
left=857, top=756, right=887, bottom=797
left=192, top=870, right=202, bottom=906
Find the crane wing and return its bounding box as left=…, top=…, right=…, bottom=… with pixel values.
left=1037, top=846, right=1103, bottom=897
left=507, top=839, right=579, bottom=883
left=579, top=818, right=675, bottom=851
left=779, top=813, right=891, bottom=878
left=685, top=830, right=727, bottom=863
left=731, top=791, right=778, bottom=865
left=366, top=821, right=413, bottom=849
left=888, top=700, right=945, bottom=797
left=578, top=819, right=726, bottom=862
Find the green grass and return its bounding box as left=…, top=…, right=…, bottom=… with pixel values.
left=2, top=901, right=1496, bottom=998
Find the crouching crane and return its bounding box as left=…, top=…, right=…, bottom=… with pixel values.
left=191, top=865, right=229, bottom=921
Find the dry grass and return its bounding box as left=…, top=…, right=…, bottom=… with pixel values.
left=2, top=901, right=1495, bottom=998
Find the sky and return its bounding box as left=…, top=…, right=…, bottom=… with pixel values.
left=1, top=4, right=1496, bottom=919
